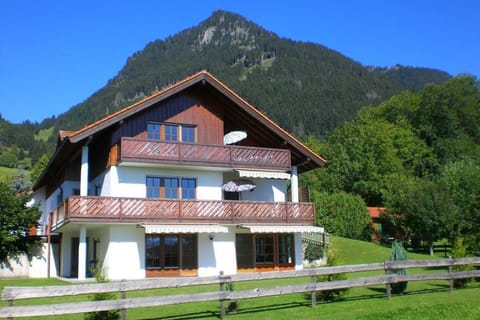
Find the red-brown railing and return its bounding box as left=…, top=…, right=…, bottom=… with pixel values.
left=50, top=196, right=315, bottom=230
left=119, top=137, right=291, bottom=171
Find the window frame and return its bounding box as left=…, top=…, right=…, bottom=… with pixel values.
left=146, top=176, right=197, bottom=200
left=145, top=234, right=198, bottom=272
left=235, top=233, right=295, bottom=271
left=146, top=121, right=196, bottom=143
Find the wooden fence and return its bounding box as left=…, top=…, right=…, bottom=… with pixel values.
left=1, top=257, right=479, bottom=319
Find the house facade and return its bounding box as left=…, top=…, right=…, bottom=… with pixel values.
left=31, top=70, right=327, bottom=280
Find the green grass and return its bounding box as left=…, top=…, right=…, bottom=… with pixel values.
left=0, top=166, right=18, bottom=183
left=1, top=237, right=479, bottom=319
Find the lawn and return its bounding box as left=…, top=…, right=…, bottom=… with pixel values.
left=1, top=237, right=479, bottom=320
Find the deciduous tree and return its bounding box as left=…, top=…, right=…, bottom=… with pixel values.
left=0, top=182, right=41, bottom=265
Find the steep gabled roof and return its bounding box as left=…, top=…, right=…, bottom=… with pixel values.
left=35, top=70, right=326, bottom=190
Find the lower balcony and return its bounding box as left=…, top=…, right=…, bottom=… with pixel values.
left=50, top=196, right=315, bottom=230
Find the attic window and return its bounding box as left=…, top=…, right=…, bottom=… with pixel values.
left=147, top=122, right=196, bottom=143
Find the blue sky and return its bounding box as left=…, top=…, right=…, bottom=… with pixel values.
left=1, top=0, right=479, bottom=124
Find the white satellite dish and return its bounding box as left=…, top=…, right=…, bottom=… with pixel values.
left=223, top=131, right=247, bottom=145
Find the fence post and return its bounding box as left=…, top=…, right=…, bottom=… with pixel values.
left=120, top=280, right=127, bottom=320
left=8, top=299, right=13, bottom=320
left=448, top=256, right=453, bottom=292
left=219, top=271, right=226, bottom=320
left=384, top=260, right=391, bottom=300
left=310, top=275, right=317, bottom=307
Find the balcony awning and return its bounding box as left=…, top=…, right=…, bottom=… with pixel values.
left=236, top=170, right=291, bottom=180
left=143, top=224, right=229, bottom=234
left=241, top=225, right=324, bottom=234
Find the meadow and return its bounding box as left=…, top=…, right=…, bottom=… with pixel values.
left=1, top=237, right=479, bottom=319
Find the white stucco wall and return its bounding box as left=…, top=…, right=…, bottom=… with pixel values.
left=240, top=178, right=286, bottom=202
left=0, top=243, right=57, bottom=278
left=101, top=166, right=223, bottom=201
left=198, top=227, right=237, bottom=276
left=103, top=225, right=145, bottom=280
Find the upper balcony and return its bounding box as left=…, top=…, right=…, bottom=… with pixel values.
left=119, top=137, right=291, bottom=171
left=50, top=196, right=315, bottom=231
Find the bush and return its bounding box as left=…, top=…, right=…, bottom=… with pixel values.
left=451, top=237, right=473, bottom=288
left=389, top=240, right=408, bottom=294
left=304, top=242, right=324, bottom=263
left=84, top=266, right=120, bottom=320
left=315, top=247, right=348, bottom=302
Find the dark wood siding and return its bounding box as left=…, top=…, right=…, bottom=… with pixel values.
left=110, top=93, right=223, bottom=145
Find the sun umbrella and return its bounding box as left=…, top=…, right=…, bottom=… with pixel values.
left=222, top=179, right=256, bottom=192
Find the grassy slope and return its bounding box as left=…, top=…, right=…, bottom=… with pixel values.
left=0, top=237, right=478, bottom=320
left=0, top=166, right=17, bottom=183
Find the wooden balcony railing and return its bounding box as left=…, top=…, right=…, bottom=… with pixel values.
left=50, top=196, right=315, bottom=230
left=119, top=137, right=291, bottom=171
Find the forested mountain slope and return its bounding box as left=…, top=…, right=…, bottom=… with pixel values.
left=1, top=10, right=449, bottom=169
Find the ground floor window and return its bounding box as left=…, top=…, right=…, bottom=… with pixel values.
left=236, top=234, right=295, bottom=271
left=145, top=234, right=197, bottom=276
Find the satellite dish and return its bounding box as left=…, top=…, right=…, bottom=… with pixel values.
left=223, top=131, right=247, bottom=145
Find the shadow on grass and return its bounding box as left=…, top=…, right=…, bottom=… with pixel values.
left=143, top=301, right=308, bottom=320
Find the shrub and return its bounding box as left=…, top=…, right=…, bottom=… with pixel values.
left=389, top=240, right=408, bottom=294
left=84, top=266, right=120, bottom=320
left=451, top=237, right=473, bottom=288
left=304, top=242, right=324, bottom=263
left=315, top=247, right=348, bottom=302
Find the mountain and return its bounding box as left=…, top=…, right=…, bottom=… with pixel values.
left=2, top=10, right=450, bottom=169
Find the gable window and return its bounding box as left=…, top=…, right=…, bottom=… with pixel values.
left=147, top=122, right=196, bottom=143
left=147, top=123, right=161, bottom=140
left=164, top=124, right=178, bottom=142
left=146, top=176, right=196, bottom=200
left=181, top=125, right=195, bottom=143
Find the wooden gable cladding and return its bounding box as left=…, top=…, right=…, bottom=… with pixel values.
left=110, top=91, right=223, bottom=146
left=167, top=103, right=223, bottom=145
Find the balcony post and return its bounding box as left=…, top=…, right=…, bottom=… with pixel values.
left=291, top=165, right=299, bottom=203
left=78, top=225, right=87, bottom=280
left=80, top=145, right=89, bottom=196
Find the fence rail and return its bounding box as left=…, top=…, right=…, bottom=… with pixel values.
left=1, top=257, right=479, bottom=319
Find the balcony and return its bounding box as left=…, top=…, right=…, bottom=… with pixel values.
left=50, top=196, right=315, bottom=231
left=119, top=137, right=291, bottom=171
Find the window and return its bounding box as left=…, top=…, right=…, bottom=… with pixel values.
left=147, top=122, right=196, bottom=143
left=236, top=234, right=254, bottom=269
left=147, top=123, right=161, bottom=140
left=235, top=234, right=295, bottom=270
left=146, top=176, right=196, bottom=200
left=145, top=234, right=197, bottom=271
left=164, top=178, right=178, bottom=199
left=278, top=234, right=294, bottom=264
left=256, top=235, right=274, bottom=264
left=164, top=124, right=178, bottom=142
left=182, top=235, right=197, bottom=270
left=146, top=176, right=161, bottom=198
left=182, top=178, right=196, bottom=200
left=181, top=126, right=195, bottom=143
